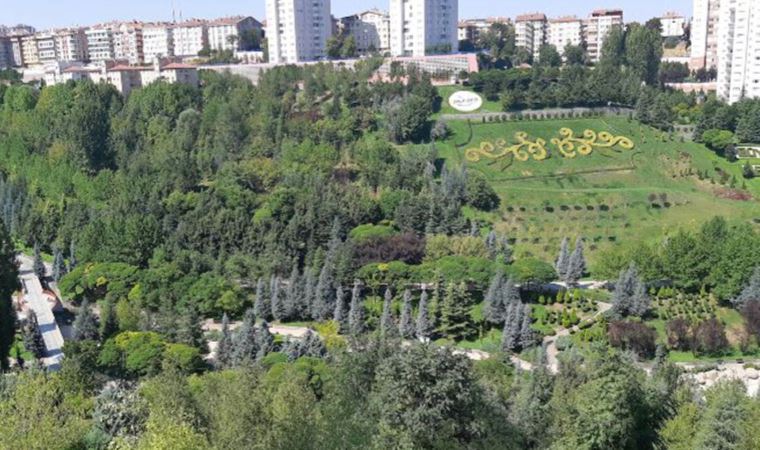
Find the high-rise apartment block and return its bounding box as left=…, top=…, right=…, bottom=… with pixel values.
left=458, top=18, right=509, bottom=44
left=389, top=0, right=458, bottom=57
left=584, top=9, right=624, bottom=63
left=716, top=0, right=760, bottom=103
left=143, top=24, right=175, bottom=61
left=54, top=28, right=88, bottom=62
left=691, top=0, right=721, bottom=70
left=173, top=20, right=208, bottom=58
left=547, top=16, right=583, bottom=55
left=207, top=16, right=262, bottom=52
left=340, top=9, right=390, bottom=54
left=266, top=0, right=332, bottom=63
left=86, top=26, right=115, bottom=61
left=112, top=22, right=144, bottom=64
left=515, top=13, right=547, bottom=59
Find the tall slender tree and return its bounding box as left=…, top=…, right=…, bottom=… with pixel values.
left=399, top=289, right=414, bottom=339
left=565, top=237, right=586, bottom=285
left=255, top=321, right=274, bottom=361
left=484, top=270, right=506, bottom=324
left=176, top=304, right=206, bottom=351
left=348, top=281, right=364, bottom=336
left=0, top=219, right=19, bottom=371
left=416, top=290, right=433, bottom=341
left=33, top=243, right=45, bottom=281
left=253, top=278, right=270, bottom=320
left=72, top=299, right=99, bottom=341
left=555, top=237, right=570, bottom=282
left=215, top=313, right=233, bottom=368
left=99, top=298, right=119, bottom=340
left=68, top=241, right=78, bottom=272
left=270, top=276, right=286, bottom=322
left=333, top=286, right=347, bottom=332
left=519, top=304, right=535, bottom=349
left=380, top=287, right=395, bottom=338
left=51, top=246, right=66, bottom=283
left=231, top=309, right=258, bottom=366
left=23, top=311, right=45, bottom=359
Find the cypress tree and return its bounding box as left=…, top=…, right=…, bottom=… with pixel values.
left=23, top=311, right=45, bottom=359
left=565, top=237, right=586, bottom=285
left=0, top=218, right=19, bottom=371
left=231, top=309, right=258, bottom=366
left=732, top=266, right=760, bottom=308
left=333, top=286, right=347, bottom=331
left=416, top=289, right=433, bottom=340
left=555, top=237, right=570, bottom=282
left=484, top=270, right=506, bottom=324
left=314, top=262, right=334, bottom=321
left=33, top=243, right=45, bottom=281
left=271, top=276, right=287, bottom=322
left=255, top=321, right=274, bottom=361
left=176, top=304, right=206, bottom=351
left=215, top=313, right=233, bottom=368
left=72, top=299, right=100, bottom=341
left=380, top=287, right=395, bottom=338
left=303, top=267, right=317, bottom=321
left=51, top=246, right=66, bottom=283
left=399, top=289, right=414, bottom=339
left=348, top=280, right=364, bottom=336
left=253, top=278, right=270, bottom=320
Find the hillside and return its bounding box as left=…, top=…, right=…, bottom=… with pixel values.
left=434, top=116, right=760, bottom=270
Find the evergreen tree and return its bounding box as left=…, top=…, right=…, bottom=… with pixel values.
left=399, top=289, right=414, bottom=339
left=303, top=330, right=327, bottom=358
left=68, top=241, right=77, bottom=272
left=380, top=287, right=395, bottom=338
left=314, top=261, right=334, bottom=321
left=612, top=263, right=646, bottom=317
left=284, top=265, right=302, bottom=321
left=99, top=298, right=119, bottom=340
left=231, top=309, right=258, bottom=366
left=255, top=321, right=274, bottom=361
left=565, top=237, right=587, bottom=285
left=498, top=235, right=513, bottom=264
left=51, top=246, right=66, bottom=283
left=501, top=316, right=517, bottom=353
left=348, top=281, right=365, bottom=336
left=253, top=278, right=270, bottom=320
left=23, top=311, right=45, bottom=359
left=630, top=278, right=651, bottom=317
left=176, top=304, right=206, bottom=351
left=333, top=286, right=347, bottom=332
left=437, top=282, right=472, bottom=341
left=484, top=270, right=506, bottom=324
left=270, top=276, right=286, bottom=322
left=33, top=243, right=45, bottom=281
left=303, top=267, right=317, bottom=321
left=215, top=313, right=233, bottom=368
left=555, top=237, right=570, bottom=282
left=732, top=266, right=760, bottom=308
left=72, top=299, right=99, bottom=341
left=519, top=305, right=535, bottom=349
left=485, top=230, right=498, bottom=259
left=416, top=290, right=433, bottom=340
left=0, top=218, right=19, bottom=371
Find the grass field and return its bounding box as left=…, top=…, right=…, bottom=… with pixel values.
left=429, top=116, right=760, bottom=271
left=436, top=85, right=502, bottom=115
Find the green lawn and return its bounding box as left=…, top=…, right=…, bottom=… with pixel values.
left=436, top=85, right=503, bottom=116
left=428, top=116, right=760, bottom=270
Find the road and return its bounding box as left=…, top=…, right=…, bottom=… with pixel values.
left=17, top=255, right=65, bottom=371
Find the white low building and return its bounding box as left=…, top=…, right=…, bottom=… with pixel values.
left=660, top=12, right=686, bottom=38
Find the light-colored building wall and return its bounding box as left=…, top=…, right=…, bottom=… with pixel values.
left=341, top=9, right=390, bottom=53
left=207, top=16, right=262, bottom=52
left=660, top=12, right=686, bottom=37
left=515, top=13, right=547, bottom=59
left=54, top=28, right=88, bottom=62
left=21, top=35, right=40, bottom=65
left=716, top=0, right=760, bottom=103
left=112, top=22, right=144, bottom=64
left=691, top=0, right=721, bottom=70
left=266, top=0, right=332, bottom=63
left=389, top=0, right=459, bottom=57
left=548, top=17, right=583, bottom=55
left=0, top=37, right=12, bottom=69
left=173, top=20, right=208, bottom=57
left=35, top=33, right=57, bottom=63
left=86, top=27, right=115, bottom=61
left=143, top=24, right=174, bottom=60
left=584, top=9, right=624, bottom=63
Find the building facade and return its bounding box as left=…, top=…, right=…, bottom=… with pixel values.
left=207, top=16, right=262, bottom=52
left=584, top=9, right=624, bottom=63
left=341, top=9, right=390, bottom=53
left=716, top=0, right=760, bottom=103
left=54, top=28, right=88, bottom=62
left=112, top=22, right=144, bottom=64
left=660, top=12, right=686, bottom=37
left=86, top=26, right=115, bottom=61
left=266, top=0, right=332, bottom=63
left=21, top=35, right=40, bottom=66
left=143, top=24, right=175, bottom=61
left=691, top=0, right=721, bottom=70
left=389, top=0, right=459, bottom=57
left=173, top=20, right=208, bottom=58
left=547, top=16, right=584, bottom=55
left=515, top=13, right=547, bottom=59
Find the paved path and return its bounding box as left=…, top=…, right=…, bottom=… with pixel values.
left=17, top=255, right=64, bottom=371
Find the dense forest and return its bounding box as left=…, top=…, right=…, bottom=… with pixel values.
left=0, top=19, right=759, bottom=450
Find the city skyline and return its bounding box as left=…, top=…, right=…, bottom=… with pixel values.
left=8, top=0, right=691, bottom=30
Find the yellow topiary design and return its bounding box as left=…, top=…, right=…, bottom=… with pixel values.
left=465, top=132, right=548, bottom=163
left=551, top=128, right=634, bottom=158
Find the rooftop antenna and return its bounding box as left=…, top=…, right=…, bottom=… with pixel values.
left=171, top=0, right=176, bottom=23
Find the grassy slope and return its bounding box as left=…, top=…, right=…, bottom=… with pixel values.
left=432, top=116, right=760, bottom=270
left=436, top=85, right=502, bottom=115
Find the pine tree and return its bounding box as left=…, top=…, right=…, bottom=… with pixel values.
left=0, top=218, right=19, bottom=371
left=484, top=270, right=506, bottom=324
left=253, top=278, right=270, bottom=320
left=555, top=237, right=570, bottom=282
left=255, top=321, right=274, bottom=361
left=68, top=241, right=77, bottom=271
left=485, top=230, right=498, bottom=259
left=72, top=299, right=100, bottom=341
left=501, top=316, right=517, bottom=353
left=437, top=282, right=472, bottom=341
left=231, top=309, right=258, bottom=366
left=399, top=289, right=414, bottom=339
left=176, top=304, right=206, bottom=351
left=498, top=235, right=513, bottom=264
left=732, top=266, right=760, bottom=308
left=630, top=278, right=651, bottom=317
left=23, top=311, right=45, bottom=359
left=612, top=263, right=645, bottom=317
left=416, top=289, right=433, bottom=340
left=215, top=313, right=233, bottom=368
left=519, top=304, right=535, bottom=350
left=51, top=246, right=66, bottom=283
left=284, top=265, right=301, bottom=321
left=270, top=276, right=286, bottom=322
left=333, top=286, right=347, bottom=332
left=348, top=280, right=364, bottom=336
left=314, top=262, right=334, bottom=321
left=303, top=267, right=317, bottom=321
left=380, top=287, right=395, bottom=338
left=33, top=243, right=46, bottom=281
left=565, top=237, right=586, bottom=285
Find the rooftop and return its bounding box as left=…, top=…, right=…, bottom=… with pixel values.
left=516, top=13, right=547, bottom=22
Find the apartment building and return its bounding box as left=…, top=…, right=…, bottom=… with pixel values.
left=584, top=9, right=624, bottom=63
left=35, top=32, right=58, bottom=64
left=716, top=0, right=760, bottom=103
left=389, top=0, right=459, bottom=57
left=340, top=9, right=390, bottom=53
left=548, top=16, right=584, bottom=55
left=113, top=22, right=144, bottom=64
left=266, top=0, right=332, bottom=63
left=86, top=26, right=115, bottom=61
left=515, top=13, right=547, bottom=59
left=173, top=20, right=208, bottom=57
left=143, top=24, right=174, bottom=61
left=660, top=12, right=686, bottom=37
left=457, top=18, right=508, bottom=43
left=207, top=16, right=262, bottom=52
left=691, top=0, right=721, bottom=70
left=21, top=35, right=40, bottom=66
left=0, top=38, right=12, bottom=69
left=54, top=28, right=88, bottom=62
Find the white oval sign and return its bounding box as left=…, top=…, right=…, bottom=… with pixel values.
left=448, top=91, right=483, bottom=112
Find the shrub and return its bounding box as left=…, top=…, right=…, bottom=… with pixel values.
left=349, top=224, right=398, bottom=242
left=466, top=172, right=500, bottom=211
left=506, top=258, right=557, bottom=285
left=608, top=321, right=657, bottom=358
left=425, top=235, right=489, bottom=260
left=353, top=232, right=426, bottom=266
left=665, top=317, right=691, bottom=350
left=692, top=317, right=729, bottom=356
